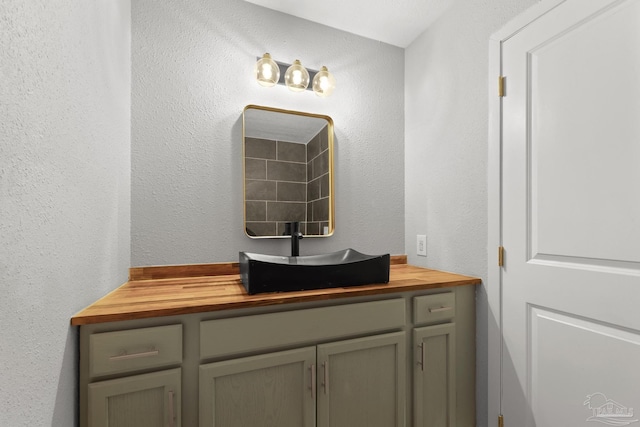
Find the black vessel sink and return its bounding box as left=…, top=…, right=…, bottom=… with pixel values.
left=239, top=249, right=390, bottom=295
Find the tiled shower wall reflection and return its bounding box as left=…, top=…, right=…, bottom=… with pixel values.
left=245, top=125, right=330, bottom=237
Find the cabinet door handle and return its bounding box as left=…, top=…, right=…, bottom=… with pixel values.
left=418, top=342, right=425, bottom=372
left=310, top=364, right=316, bottom=399
left=429, top=306, right=452, bottom=313
left=322, top=361, right=329, bottom=395
left=109, top=349, right=159, bottom=361
left=168, top=390, right=175, bottom=427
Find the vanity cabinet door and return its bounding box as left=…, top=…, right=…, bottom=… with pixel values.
left=413, top=323, right=456, bottom=427
left=88, top=368, right=181, bottom=427
left=199, top=347, right=316, bottom=427
left=316, top=331, right=406, bottom=427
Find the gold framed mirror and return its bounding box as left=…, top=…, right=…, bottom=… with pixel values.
left=242, top=105, right=335, bottom=238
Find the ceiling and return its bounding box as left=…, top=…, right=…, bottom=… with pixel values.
left=243, top=0, right=452, bottom=48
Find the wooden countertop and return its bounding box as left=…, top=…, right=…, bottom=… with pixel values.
left=71, top=257, right=480, bottom=326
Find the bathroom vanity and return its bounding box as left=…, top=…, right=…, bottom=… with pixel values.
left=72, top=257, right=480, bottom=427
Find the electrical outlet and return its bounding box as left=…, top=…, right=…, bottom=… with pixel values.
left=417, top=235, right=427, bottom=257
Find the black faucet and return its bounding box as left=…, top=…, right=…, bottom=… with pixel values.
left=284, top=221, right=303, bottom=256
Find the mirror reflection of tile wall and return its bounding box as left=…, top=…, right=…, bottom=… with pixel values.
left=245, top=125, right=330, bottom=237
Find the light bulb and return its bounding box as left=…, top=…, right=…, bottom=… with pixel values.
left=292, top=70, right=302, bottom=85
left=312, top=66, right=336, bottom=97
left=284, top=60, right=309, bottom=92
left=255, top=53, right=280, bottom=87
left=261, top=64, right=273, bottom=80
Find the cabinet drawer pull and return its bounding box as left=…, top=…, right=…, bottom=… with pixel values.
left=428, top=306, right=452, bottom=313
left=168, top=390, right=175, bottom=427
left=322, top=361, right=329, bottom=395
left=310, top=364, right=316, bottom=399
left=109, top=349, right=159, bottom=361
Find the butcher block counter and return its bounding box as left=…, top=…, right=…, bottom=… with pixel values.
left=71, top=255, right=480, bottom=326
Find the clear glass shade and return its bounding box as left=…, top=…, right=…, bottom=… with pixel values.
left=255, top=53, right=280, bottom=87
left=312, top=66, right=336, bottom=97
left=284, top=60, right=310, bottom=92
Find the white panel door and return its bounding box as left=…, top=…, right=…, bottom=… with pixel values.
left=501, top=0, right=640, bottom=426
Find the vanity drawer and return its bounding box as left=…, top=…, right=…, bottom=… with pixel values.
left=200, top=299, right=405, bottom=360
left=89, top=324, right=182, bottom=378
left=413, top=292, right=455, bottom=325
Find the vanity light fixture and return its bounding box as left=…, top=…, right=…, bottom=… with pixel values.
left=254, top=54, right=336, bottom=96
left=254, top=53, right=280, bottom=87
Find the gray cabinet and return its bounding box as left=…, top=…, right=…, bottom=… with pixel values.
left=78, top=286, right=476, bottom=427
left=317, top=332, right=405, bottom=427
left=413, top=324, right=456, bottom=427
left=411, top=289, right=474, bottom=427
left=81, top=325, right=183, bottom=427
left=88, top=368, right=181, bottom=427
left=199, top=347, right=316, bottom=427
left=199, top=332, right=406, bottom=427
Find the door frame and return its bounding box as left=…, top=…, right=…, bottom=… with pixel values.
left=486, top=1, right=566, bottom=426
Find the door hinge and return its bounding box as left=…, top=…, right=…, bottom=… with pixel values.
left=498, top=76, right=506, bottom=97
left=498, top=414, right=504, bottom=427
left=498, top=246, right=505, bottom=267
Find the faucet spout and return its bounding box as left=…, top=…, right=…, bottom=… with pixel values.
left=285, top=221, right=303, bottom=256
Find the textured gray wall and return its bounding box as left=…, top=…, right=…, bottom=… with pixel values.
left=0, top=0, right=131, bottom=425
left=132, top=0, right=405, bottom=265
left=404, top=1, right=537, bottom=425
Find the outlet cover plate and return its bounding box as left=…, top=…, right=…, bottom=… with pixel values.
left=417, top=235, right=427, bottom=257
